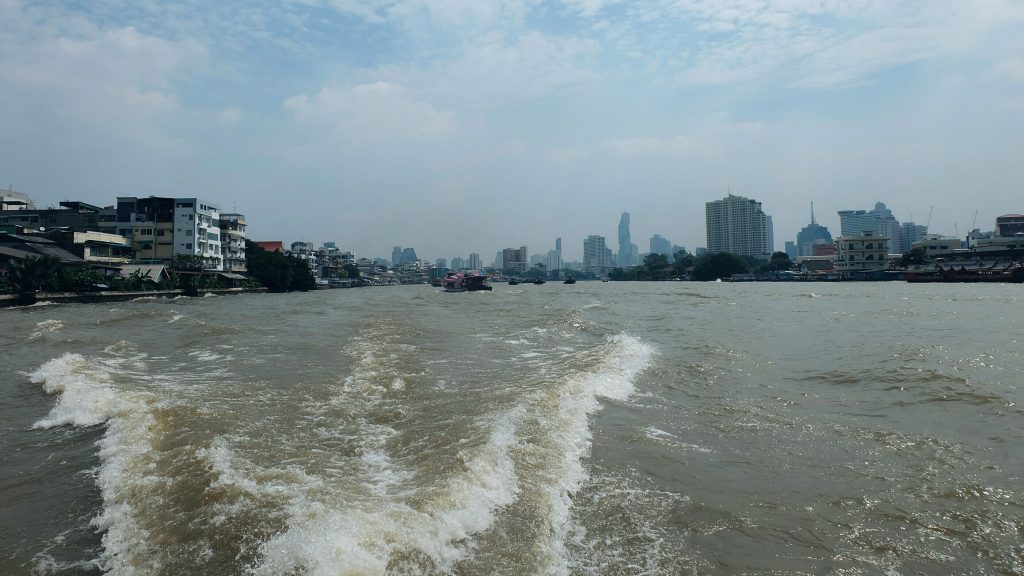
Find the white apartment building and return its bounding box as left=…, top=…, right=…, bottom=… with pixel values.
left=502, top=246, right=528, bottom=274
left=583, top=235, right=613, bottom=274
left=705, top=194, right=769, bottom=258
left=834, top=232, right=889, bottom=278
left=220, top=213, right=247, bottom=272
left=174, top=198, right=222, bottom=270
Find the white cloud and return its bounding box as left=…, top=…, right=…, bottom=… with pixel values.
left=283, top=82, right=456, bottom=143
left=217, top=107, right=243, bottom=124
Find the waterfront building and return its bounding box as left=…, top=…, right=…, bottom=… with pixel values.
left=705, top=194, right=769, bottom=258
left=173, top=198, right=222, bottom=270
left=834, top=232, right=888, bottom=278
left=583, top=235, right=613, bottom=274
left=392, top=246, right=403, bottom=267
left=116, top=196, right=177, bottom=265
left=41, top=229, right=134, bottom=265
left=468, top=253, right=481, bottom=271
left=502, top=246, right=528, bottom=274
left=290, top=242, right=318, bottom=277
left=912, top=235, right=962, bottom=259
left=650, top=234, right=672, bottom=257
left=1, top=200, right=108, bottom=232
left=996, top=214, right=1024, bottom=237
left=617, top=213, right=639, bottom=267
left=1, top=189, right=35, bottom=211
left=253, top=241, right=284, bottom=252
left=219, top=213, right=247, bottom=272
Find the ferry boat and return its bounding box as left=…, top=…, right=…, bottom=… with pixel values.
left=443, top=271, right=493, bottom=292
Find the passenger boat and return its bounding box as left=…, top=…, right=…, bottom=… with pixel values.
left=443, top=271, right=493, bottom=292
left=563, top=277, right=576, bottom=284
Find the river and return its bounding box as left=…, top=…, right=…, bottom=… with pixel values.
left=1, top=282, right=1021, bottom=575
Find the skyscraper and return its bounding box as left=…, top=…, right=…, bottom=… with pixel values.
left=796, top=203, right=833, bottom=256
left=837, top=202, right=914, bottom=253
left=650, top=234, right=672, bottom=257
left=468, top=253, right=481, bottom=271
left=392, top=246, right=403, bottom=267
left=584, top=235, right=613, bottom=274
left=617, top=212, right=639, bottom=266
left=705, top=194, right=769, bottom=258
left=555, top=237, right=562, bottom=256
left=502, top=246, right=528, bottom=274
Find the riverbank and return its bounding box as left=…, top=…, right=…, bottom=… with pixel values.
left=0, top=287, right=268, bottom=308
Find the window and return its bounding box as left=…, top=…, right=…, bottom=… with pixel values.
left=185, top=243, right=192, bottom=250
left=186, top=230, right=193, bottom=236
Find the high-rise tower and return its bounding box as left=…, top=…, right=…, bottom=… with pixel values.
left=705, top=194, right=769, bottom=258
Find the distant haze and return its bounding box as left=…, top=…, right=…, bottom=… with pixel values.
left=2, top=1, right=1022, bottom=262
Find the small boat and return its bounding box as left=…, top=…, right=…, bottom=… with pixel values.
left=443, top=271, right=492, bottom=292
left=508, top=278, right=520, bottom=286
left=531, top=278, right=546, bottom=285
left=563, top=277, right=576, bottom=284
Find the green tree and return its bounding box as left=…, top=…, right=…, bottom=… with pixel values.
left=6, top=255, right=61, bottom=293
left=643, top=253, right=671, bottom=280
left=244, top=240, right=316, bottom=292
left=691, top=252, right=749, bottom=281
left=342, top=264, right=361, bottom=281
left=899, top=247, right=927, bottom=267
left=672, top=250, right=695, bottom=278
left=290, top=257, right=317, bottom=291
left=767, top=251, right=793, bottom=272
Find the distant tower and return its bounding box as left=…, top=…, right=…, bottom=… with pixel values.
left=617, top=212, right=638, bottom=266
left=392, top=246, right=403, bottom=267
left=555, top=237, right=562, bottom=255
left=796, top=202, right=833, bottom=256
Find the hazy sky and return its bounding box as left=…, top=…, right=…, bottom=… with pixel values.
left=2, top=1, right=1022, bottom=262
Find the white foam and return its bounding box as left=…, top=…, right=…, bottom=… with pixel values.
left=30, top=354, right=138, bottom=429
left=252, top=408, right=523, bottom=576
left=29, top=352, right=161, bottom=574
left=29, top=319, right=64, bottom=340
left=167, top=313, right=184, bottom=323
left=534, top=333, right=655, bottom=574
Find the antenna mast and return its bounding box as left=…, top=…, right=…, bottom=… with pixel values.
left=926, top=206, right=934, bottom=230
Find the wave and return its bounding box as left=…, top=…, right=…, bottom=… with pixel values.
left=29, top=351, right=161, bottom=574
left=532, top=333, right=654, bottom=574
left=29, top=319, right=64, bottom=340
left=30, top=353, right=141, bottom=429
left=251, top=408, right=522, bottom=575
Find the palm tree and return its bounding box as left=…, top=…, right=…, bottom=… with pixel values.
left=7, top=255, right=61, bottom=302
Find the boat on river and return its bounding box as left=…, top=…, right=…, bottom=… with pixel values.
left=563, top=277, right=576, bottom=284
left=443, top=271, right=493, bottom=292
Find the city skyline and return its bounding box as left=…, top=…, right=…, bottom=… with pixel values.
left=2, top=2, right=1022, bottom=261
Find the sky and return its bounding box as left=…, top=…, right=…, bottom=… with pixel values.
left=2, top=0, right=1022, bottom=263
